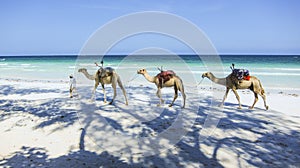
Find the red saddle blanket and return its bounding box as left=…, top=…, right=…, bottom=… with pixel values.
left=243, top=75, right=251, bottom=80
left=156, top=70, right=176, bottom=85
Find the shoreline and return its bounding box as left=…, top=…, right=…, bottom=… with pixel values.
left=1, top=77, right=299, bottom=97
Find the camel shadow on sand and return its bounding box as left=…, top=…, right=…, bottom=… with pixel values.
left=0, top=85, right=300, bottom=167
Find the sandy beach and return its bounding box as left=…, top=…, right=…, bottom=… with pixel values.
left=0, top=77, right=299, bottom=168
left=1, top=0, right=300, bottom=167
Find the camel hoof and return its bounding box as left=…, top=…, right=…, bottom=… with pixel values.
left=238, top=106, right=242, bottom=109
left=266, top=106, right=269, bottom=110
left=125, top=102, right=128, bottom=106
left=168, top=104, right=173, bottom=107
left=157, top=104, right=161, bottom=107
left=248, top=106, right=254, bottom=110
left=109, top=102, right=113, bottom=105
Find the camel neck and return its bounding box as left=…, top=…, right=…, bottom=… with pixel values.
left=81, top=69, right=95, bottom=80
left=209, top=73, right=226, bottom=86
left=143, top=72, right=156, bottom=83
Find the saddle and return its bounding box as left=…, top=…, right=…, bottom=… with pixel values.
left=231, top=64, right=250, bottom=81
left=156, top=70, right=176, bottom=87
left=97, top=67, right=114, bottom=78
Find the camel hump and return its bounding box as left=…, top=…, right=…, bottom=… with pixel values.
left=103, top=67, right=115, bottom=72
left=156, top=70, right=176, bottom=86
left=157, top=70, right=176, bottom=79
left=98, top=67, right=115, bottom=78
left=232, top=68, right=250, bottom=80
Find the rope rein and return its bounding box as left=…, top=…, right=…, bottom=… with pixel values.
left=126, top=73, right=139, bottom=83
left=197, top=78, right=204, bottom=86
left=184, top=77, right=204, bottom=88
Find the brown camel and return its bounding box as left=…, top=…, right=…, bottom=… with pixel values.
left=78, top=67, right=128, bottom=105
left=202, top=72, right=269, bottom=110
left=137, top=68, right=186, bottom=108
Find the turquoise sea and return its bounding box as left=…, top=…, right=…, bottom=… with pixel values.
left=0, top=55, right=300, bottom=90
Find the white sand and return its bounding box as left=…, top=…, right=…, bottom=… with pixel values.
left=0, top=78, right=299, bottom=167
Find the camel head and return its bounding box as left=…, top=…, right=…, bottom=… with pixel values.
left=202, top=72, right=213, bottom=79
left=78, top=68, right=87, bottom=73
left=137, top=68, right=147, bottom=75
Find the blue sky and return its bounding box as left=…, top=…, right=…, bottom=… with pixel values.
left=1, top=0, right=299, bottom=55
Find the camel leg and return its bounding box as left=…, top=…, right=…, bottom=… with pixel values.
left=169, top=85, right=178, bottom=107
left=220, top=88, right=230, bottom=107
left=249, top=92, right=258, bottom=109
left=101, top=84, right=106, bottom=103
left=259, top=92, right=269, bottom=110
left=181, top=91, right=186, bottom=108
left=117, top=77, right=128, bottom=105
left=177, top=81, right=186, bottom=108
left=232, top=89, right=242, bottom=109
left=91, top=83, right=99, bottom=100
left=156, top=88, right=164, bottom=106
left=109, top=76, right=117, bottom=105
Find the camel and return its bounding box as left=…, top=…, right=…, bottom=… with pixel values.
left=78, top=67, right=128, bottom=105
left=137, top=68, right=186, bottom=108
left=202, top=72, right=269, bottom=110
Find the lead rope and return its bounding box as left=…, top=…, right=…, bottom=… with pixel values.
left=196, top=78, right=204, bottom=87
left=185, top=77, right=204, bottom=88
left=126, top=73, right=140, bottom=92
left=126, top=73, right=139, bottom=83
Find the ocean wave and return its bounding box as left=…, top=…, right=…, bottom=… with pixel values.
left=252, top=72, right=300, bottom=76
left=21, top=63, right=31, bottom=66
left=23, top=69, right=35, bottom=71
left=255, top=67, right=300, bottom=71
left=77, top=63, right=95, bottom=67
